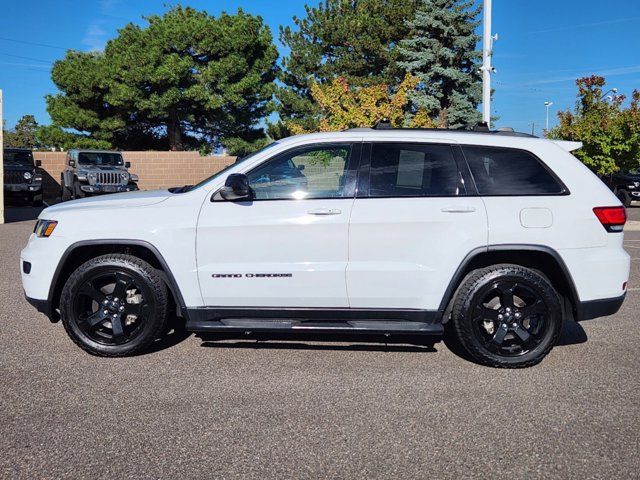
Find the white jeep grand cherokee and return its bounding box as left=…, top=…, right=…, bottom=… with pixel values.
left=21, top=126, right=630, bottom=367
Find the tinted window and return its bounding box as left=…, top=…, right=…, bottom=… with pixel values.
left=368, top=143, right=460, bottom=197
left=463, top=146, right=563, bottom=195
left=4, top=150, right=33, bottom=165
left=247, top=144, right=352, bottom=200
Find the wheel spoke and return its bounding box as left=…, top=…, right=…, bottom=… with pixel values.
left=84, top=310, right=107, bottom=328
left=112, top=272, right=132, bottom=299
left=520, top=299, right=545, bottom=318
left=481, top=307, right=500, bottom=321
left=79, top=282, right=105, bottom=304
left=492, top=325, right=508, bottom=345
left=111, top=316, right=124, bottom=337
left=513, top=325, right=531, bottom=343
left=497, top=285, right=515, bottom=309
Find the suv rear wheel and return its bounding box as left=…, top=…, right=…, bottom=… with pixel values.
left=450, top=264, right=562, bottom=368
left=60, top=254, right=168, bottom=357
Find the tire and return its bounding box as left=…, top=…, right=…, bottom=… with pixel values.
left=450, top=264, right=562, bottom=368
left=60, top=254, right=168, bottom=357
left=30, top=193, right=43, bottom=207
left=616, top=189, right=632, bottom=208
left=61, top=179, right=71, bottom=202
left=72, top=180, right=86, bottom=199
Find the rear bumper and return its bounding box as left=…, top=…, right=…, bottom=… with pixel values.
left=575, top=293, right=626, bottom=321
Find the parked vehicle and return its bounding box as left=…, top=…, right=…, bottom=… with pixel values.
left=601, top=169, right=640, bottom=207
left=22, top=126, right=630, bottom=367
left=3, top=148, right=43, bottom=206
left=60, top=149, right=138, bottom=200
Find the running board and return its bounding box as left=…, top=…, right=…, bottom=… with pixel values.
left=186, top=318, right=443, bottom=335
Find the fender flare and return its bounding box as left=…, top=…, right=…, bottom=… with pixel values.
left=48, top=239, right=188, bottom=320
left=437, top=244, right=580, bottom=318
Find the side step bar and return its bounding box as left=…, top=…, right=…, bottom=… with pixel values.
left=186, top=318, right=444, bottom=335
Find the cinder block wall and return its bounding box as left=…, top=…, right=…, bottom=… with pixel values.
left=33, top=151, right=236, bottom=201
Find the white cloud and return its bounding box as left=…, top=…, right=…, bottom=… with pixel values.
left=524, top=64, right=640, bottom=86
left=82, top=22, right=108, bottom=52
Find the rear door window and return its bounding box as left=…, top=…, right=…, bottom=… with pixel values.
left=366, top=143, right=461, bottom=197
left=462, top=146, right=565, bottom=195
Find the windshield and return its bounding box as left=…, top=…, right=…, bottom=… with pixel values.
left=78, top=152, right=124, bottom=166
left=182, top=142, right=280, bottom=192
left=4, top=150, right=33, bottom=166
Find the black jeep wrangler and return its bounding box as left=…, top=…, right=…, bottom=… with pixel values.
left=60, top=149, right=138, bottom=200
left=601, top=169, right=640, bottom=207
left=3, top=148, right=43, bottom=206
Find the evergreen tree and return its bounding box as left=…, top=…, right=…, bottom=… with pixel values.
left=47, top=7, right=278, bottom=152
left=278, top=0, right=421, bottom=131
left=5, top=115, right=40, bottom=149
left=398, top=0, right=482, bottom=128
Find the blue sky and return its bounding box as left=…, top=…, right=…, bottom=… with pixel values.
left=0, top=0, right=639, bottom=136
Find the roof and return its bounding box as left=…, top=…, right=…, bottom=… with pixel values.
left=3, top=147, right=32, bottom=152
left=68, top=149, right=123, bottom=154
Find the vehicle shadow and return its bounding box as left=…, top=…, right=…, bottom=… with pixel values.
left=198, top=332, right=438, bottom=353
left=442, top=320, right=588, bottom=364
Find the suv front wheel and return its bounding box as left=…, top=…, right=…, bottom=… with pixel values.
left=450, top=264, right=562, bottom=368
left=60, top=254, right=168, bottom=357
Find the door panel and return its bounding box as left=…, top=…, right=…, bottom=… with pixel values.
left=196, top=142, right=359, bottom=308
left=346, top=142, right=488, bottom=310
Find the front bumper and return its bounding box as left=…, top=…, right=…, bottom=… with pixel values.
left=4, top=182, right=42, bottom=193
left=80, top=184, right=139, bottom=194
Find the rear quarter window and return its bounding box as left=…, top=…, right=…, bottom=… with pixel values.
left=462, top=146, right=565, bottom=195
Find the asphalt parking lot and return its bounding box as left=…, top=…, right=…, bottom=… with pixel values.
left=1, top=206, right=639, bottom=479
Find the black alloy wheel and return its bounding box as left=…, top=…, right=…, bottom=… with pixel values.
left=73, top=270, right=150, bottom=346
left=451, top=264, right=562, bottom=368
left=471, top=280, right=549, bottom=357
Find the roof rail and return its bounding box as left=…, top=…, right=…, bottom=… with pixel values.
left=349, top=120, right=537, bottom=138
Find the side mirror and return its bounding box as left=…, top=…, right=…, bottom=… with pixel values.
left=217, top=173, right=252, bottom=201
left=69, top=160, right=76, bottom=167
left=35, top=160, right=42, bottom=167
left=125, top=161, right=131, bottom=168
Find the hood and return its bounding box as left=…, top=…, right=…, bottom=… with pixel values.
left=43, top=189, right=171, bottom=215
left=79, top=164, right=127, bottom=171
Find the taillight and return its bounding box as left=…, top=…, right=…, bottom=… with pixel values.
left=593, top=206, right=627, bottom=232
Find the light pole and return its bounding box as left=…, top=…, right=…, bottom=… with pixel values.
left=481, top=0, right=497, bottom=128
left=544, top=101, right=553, bottom=133
left=600, top=88, right=618, bottom=102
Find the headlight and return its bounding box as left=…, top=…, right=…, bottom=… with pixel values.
left=34, top=219, right=58, bottom=238
left=120, top=172, right=129, bottom=180
left=87, top=172, right=97, bottom=182
left=23, top=171, right=32, bottom=180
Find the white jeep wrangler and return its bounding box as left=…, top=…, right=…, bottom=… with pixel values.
left=21, top=126, right=630, bottom=367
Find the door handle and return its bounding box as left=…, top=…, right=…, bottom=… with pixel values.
left=307, top=208, right=342, bottom=215
left=441, top=206, right=476, bottom=213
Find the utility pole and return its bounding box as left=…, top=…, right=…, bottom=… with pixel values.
left=0, top=90, right=4, bottom=225
left=481, top=0, right=497, bottom=128
left=529, top=122, right=536, bottom=136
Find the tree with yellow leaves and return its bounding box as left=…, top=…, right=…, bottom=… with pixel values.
left=289, top=74, right=436, bottom=134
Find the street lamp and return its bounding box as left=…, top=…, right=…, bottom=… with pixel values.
left=600, top=88, right=618, bottom=102
left=544, top=101, right=554, bottom=133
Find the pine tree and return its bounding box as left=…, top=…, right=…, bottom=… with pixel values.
left=398, top=0, right=482, bottom=128
left=278, top=0, right=421, bottom=132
